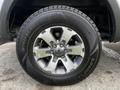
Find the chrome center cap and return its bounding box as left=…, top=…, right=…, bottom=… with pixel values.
left=53, top=45, right=65, bottom=57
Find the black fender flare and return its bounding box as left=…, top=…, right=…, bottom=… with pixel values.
left=0, top=0, right=17, bottom=44
left=0, top=0, right=120, bottom=44
left=107, top=0, right=120, bottom=42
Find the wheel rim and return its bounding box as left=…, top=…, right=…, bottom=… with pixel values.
left=33, top=26, right=85, bottom=75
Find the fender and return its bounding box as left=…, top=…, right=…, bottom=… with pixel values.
left=0, top=0, right=17, bottom=44
left=0, top=0, right=120, bottom=44
left=108, top=0, right=120, bottom=42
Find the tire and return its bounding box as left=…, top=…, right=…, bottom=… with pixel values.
left=16, top=5, right=102, bottom=86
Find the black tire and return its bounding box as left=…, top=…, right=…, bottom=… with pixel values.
left=16, top=5, right=102, bottom=86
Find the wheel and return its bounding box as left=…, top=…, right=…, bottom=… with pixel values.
left=16, top=5, right=102, bottom=86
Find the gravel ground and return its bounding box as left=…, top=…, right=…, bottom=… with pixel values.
left=0, top=42, right=120, bottom=90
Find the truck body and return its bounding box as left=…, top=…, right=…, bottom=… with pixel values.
left=0, top=0, right=120, bottom=85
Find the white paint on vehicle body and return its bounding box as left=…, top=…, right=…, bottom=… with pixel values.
left=116, top=0, right=120, bottom=8
left=0, top=0, right=4, bottom=11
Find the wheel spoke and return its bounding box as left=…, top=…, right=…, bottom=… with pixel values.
left=61, top=55, right=75, bottom=73
left=67, top=44, right=84, bottom=57
left=45, top=56, right=58, bottom=73
left=33, top=26, right=85, bottom=75
left=33, top=47, right=51, bottom=59
left=60, top=27, right=76, bottom=44
left=38, top=28, right=56, bottom=47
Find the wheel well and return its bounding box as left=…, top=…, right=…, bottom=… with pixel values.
left=9, top=0, right=114, bottom=41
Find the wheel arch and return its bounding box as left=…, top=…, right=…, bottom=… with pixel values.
left=0, top=0, right=18, bottom=44
left=0, top=0, right=119, bottom=44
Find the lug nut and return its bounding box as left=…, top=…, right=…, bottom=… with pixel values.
left=50, top=50, right=54, bottom=54
left=53, top=60, right=56, bottom=62
left=62, top=56, right=65, bottom=58
left=64, top=58, right=67, bottom=62
left=50, top=41, right=54, bottom=44
left=62, top=40, right=66, bottom=44
left=53, top=45, right=57, bottom=48
left=60, top=44, right=63, bottom=47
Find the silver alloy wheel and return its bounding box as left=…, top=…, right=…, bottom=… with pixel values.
left=33, top=26, right=85, bottom=75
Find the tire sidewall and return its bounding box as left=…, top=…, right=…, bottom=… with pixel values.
left=17, top=9, right=100, bottom=85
